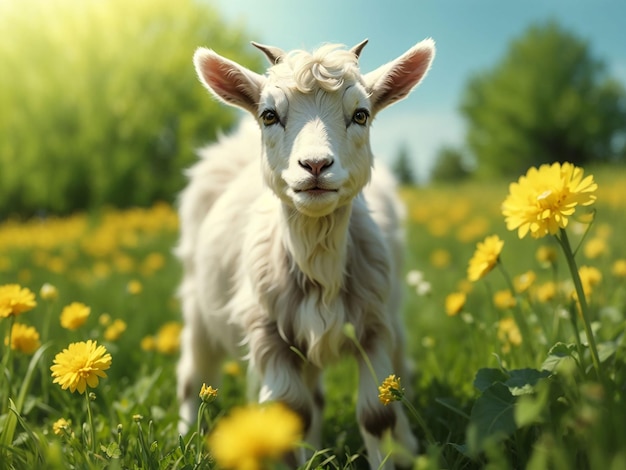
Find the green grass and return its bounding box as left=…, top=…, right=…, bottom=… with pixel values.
left=1, top=166, right=626, bottom=469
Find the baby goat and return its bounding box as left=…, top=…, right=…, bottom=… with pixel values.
left=176, top=38, right=435, bottom=468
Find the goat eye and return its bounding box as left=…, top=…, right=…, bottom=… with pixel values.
left=260, top=109, right=279, bottom=127
left=352, top=109, right=369, bottom=126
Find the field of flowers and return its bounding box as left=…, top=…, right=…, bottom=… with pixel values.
left=1, top=163, right=626, bottom=469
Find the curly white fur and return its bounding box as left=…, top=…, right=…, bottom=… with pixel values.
left=176, top=39, right=435, bottom=469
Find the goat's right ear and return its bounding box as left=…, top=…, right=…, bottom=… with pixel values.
left=193, top=48, right=265, bottom=115
left=364, top=38, right=435, bottom=115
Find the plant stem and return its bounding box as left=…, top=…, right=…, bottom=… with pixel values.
left=196, top=401, right=207, bottom=464
left=556, top=228, right=603, bottom=381
left=1, top=316, right=16, bottom=412
left=85, top=392, right=96, bottom=454
left=400, top=397, right=436, bottom=445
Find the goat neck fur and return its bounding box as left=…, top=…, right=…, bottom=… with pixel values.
left=177, top=39, right=435, bottom=469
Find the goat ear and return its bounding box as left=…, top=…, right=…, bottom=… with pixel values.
left=193, top=47, right=265, bottom=115
left=251, top=41, right=286, bottom=64
left=364, top=38, right=435, bottom=115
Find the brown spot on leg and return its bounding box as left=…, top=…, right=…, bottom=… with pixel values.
left=313, top=387, right=325, bottom=410
left=283, top=401, right=312, bottom=435
left=360, top=406, right=396, bottom=438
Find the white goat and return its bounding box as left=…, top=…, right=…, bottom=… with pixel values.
left=176, top=38, right=435, bottom=468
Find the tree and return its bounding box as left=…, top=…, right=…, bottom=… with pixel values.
left=460, top=21, right=626, bottom=177
left=0, top=0, right=262, bottom=216
left=391, top=143, right=416, bottom=185
left=430, top=145, right=471, bottom=182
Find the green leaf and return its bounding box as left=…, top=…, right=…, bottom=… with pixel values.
left=541, top=342, right=578, bottom=372
left=468, top=382, right=517, bottom=454
left=505, top=368, right=551, bottom=396
left=597, top=340, right=618, bottom=363
left=102, top=442, right=122, bottom=459
left=473, top=367, right=510, bottom=392
left=514, top=380, right=551, bottom=427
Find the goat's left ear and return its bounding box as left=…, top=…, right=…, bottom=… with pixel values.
left=364, top=38, right=435, bottom=115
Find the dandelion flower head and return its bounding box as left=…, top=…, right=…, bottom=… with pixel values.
left=51, top=340, right=112, bottom=394
left=60, top=302, right=90, bottom=330
left=0, top=284, right=37, bottom=318
left=199, top=383, right=218, bottom=402
left=502, top=162, right=597, bottom=239
left=52, top=418, right=71, bottom=436
left=5, top=323, right=41, bottom=354
left=207, top=402, right=302, bottom=470
left=378, top=374, right=404, bottom=405
left=467, top=235, right=504, bottom=282
left=445, top=292, right=467, bottom=317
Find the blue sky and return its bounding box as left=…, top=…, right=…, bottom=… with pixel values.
left=211, top=0, right=626, bottom=181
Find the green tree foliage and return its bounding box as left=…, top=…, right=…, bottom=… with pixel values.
left=430, top=145, right=471, bottom=182
left=461, top=21, right=626, bottom=177
left=0, top=0, right=261, bottom=216
left=391, top=143, right=416, bottom=185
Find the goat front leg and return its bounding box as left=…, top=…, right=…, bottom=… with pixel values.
left=249, top=325, right=317, bottom=466
left=357, top=338, right=418, bottom=470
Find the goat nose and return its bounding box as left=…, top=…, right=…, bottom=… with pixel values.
left=298, top=158, right=333, bottom=176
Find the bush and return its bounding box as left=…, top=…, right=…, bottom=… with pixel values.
left=0, top=0, right=261, bottom=217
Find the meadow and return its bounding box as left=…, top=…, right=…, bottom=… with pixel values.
left=1, top=164, right=626, bottom=469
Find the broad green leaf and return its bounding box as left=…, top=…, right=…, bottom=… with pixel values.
left=468, top=382, right=517, bottom=453
left=597, top=341, right=618, bottom=363
left=514, top=380, right=551, bottom=427
left=505, top=368, right=551, bottom=396
left=541, top=342, right=578, bottom=372
left=473, top=367, right=509, bottom=392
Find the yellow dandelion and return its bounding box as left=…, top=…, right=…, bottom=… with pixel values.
left=5, top=323, right=41, bottom=354
left=104, top=319, right=127, bottom=342
left=578, top=265, right=602, bottom=297
left=535, top=281, right=557, bottom=303
left=445, top=292, right=466, bottom=317
left=140, top=335, right=156, bottom=352
left=583, top=237, right=608, bottom=259
left=378, top=374, right=404, bottom=405
left=612, top=259, right=626, bottom=278
left=535, top=245, right=558, bottom=267
left=99, top=313, right=112, bottom=326
left=223, top=361, right=242, bottom=377
left=141, top=252, right=166, bottom=276
left=497, top=317, right=522, bottom=352
left=40, top=283, right=59, bottom=301
left=199, top=383, right=218, bottom=403
left=207, top=402, right=302, bottom=470
left=502, top=162, right=597, bottom=239
left=0, top=284, right=37, bottom=318
left=127, top=280, right=143, bottom=295
left=493, top=289, right=516, bottom=310
left=155, top=322, right=182, bottom=354
left=60, top=302, right=90, bottom=330
left=467, top=235, right=504, bottom=282
left=430, top=249, right=451, bottom=268
left=50, top=340, right=112, bottom=394
left=52, top=418, right=72, bottom=436
left=514, top=270, right=537, bottom=294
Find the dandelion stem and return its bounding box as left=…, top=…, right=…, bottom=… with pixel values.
left=1, top=316, right=16, bottom=412
left=85, top=392, right=96, bottom=455
left=196, top=401, right=209, bottom=464
left=344, top=323, right=378, bottom=383
left=400, top=397, right=436, bottom=445
left=556, top=228, right=603, bottom=381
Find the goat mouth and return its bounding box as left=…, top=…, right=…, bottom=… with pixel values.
left=294, top=187, right=338, bottom=195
